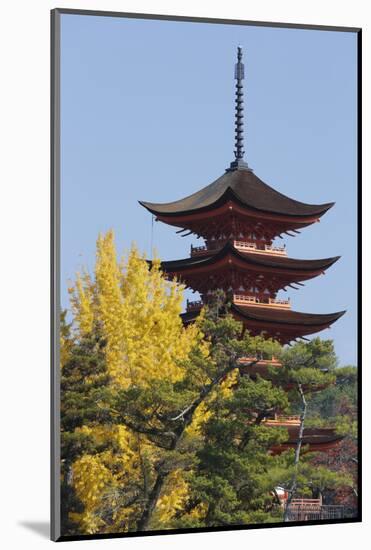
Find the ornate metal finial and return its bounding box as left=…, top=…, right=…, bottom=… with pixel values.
left=234, top=46, right=244, bottom=160
left=227, top=46, right=252, bottom=172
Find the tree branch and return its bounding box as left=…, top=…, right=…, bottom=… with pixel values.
left=136, top=469, right=167, bottom=532
left=136, top=358, right=259, bottom=530
left=119, top=417, right=177, bottom=443
left=172, top=358, right=258, bottom=431
left=283, top=382, right=307, bottom=522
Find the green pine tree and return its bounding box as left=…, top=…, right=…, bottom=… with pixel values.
left=60, top=317, right=112, bottom=534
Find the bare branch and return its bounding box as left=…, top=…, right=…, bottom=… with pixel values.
left=283, top=382, right=307, bottom=522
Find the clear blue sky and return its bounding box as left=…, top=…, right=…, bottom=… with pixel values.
left=60, top=14, right=357, bottom=366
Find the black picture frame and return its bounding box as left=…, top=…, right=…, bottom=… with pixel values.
left=51, top=8, right=362, bottom=542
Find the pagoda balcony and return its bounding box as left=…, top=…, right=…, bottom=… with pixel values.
left=186, top=299, right=203, bottom=312
left=186, top=296, right=291, bottom=313
left=190, top=241, right=287, bottom=257
left=238, top=356, right=282, bottom=378
left=233, top=294, right=291, bottom=309
left=284, top=499, right=350, bottom=521
left=262, top=414, right=301, bottom=427
left=238, top=356, right=282, bottom=368
left=190, top=244, right=212, bottom=256
left=234, top=240, right=287, bottom=256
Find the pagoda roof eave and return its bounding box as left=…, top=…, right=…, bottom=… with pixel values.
left=271, top=433, right=344, bottom=454
left=139, top=169, right=334, bottom=220
left=277, top=426, right=344, bottom=444
left=158, top=243, right=340, bottom=274
left=181, top=305, right=345, bottom=330
left=231, top=304, right=346, bottom=328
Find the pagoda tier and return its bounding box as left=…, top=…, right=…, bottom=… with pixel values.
left=270, top=428, right=343, bottom=455
left=140, top=46, right=345, bottom=345
left=160, top=242, right=340, bottom=296
left=182, top=304, right=345, bottom=345
left=140, top=169, right=334, bottom=242
left=232, top=305, right=345, bottom=344
left=238, top=357, right=335, bottom=393
left=238, top=364, right=342, bottom=454
left=263, top=416, right=343, bottom=454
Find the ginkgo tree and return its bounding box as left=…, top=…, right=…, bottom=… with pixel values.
left=62, top=230, right=204, bottom=533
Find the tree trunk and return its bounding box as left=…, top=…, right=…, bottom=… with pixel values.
left=283, top=383, right=307, bottom=522
left=136, top=470, right=167, bottom=532
left=136, top=358, right=259, bottom=530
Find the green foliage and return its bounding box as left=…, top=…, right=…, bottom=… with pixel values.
left=307, top=366, right=357, bottom=418
left=262, top=450, right=352, bottom=499
left=60, top=286, right=358, bottom=533
left=282, top=338, right=338, bottom=371
left=171, top=313, right=292, bottom=528
left=60, top=322, right=113, bottom=534
left=61, top=325, right=111, bottom=435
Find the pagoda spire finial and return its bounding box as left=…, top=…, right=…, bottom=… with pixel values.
left=227, top=46, right=252, bottom=172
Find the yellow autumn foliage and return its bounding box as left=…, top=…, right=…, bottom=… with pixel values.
left=70, top=454, right=112, bottom=534
left=154, top=470, right=190, bottom=524
left=71, top=424, right=149, bottom=533
left=69, top=231, right=202, bottom=388
left=67, top=230, right=207, bottom=533
left=68, top=270, right=95, bottom=335
left=186, top=365, right=239, bottom=437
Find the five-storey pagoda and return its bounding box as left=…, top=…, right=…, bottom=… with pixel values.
left=140, top=46, right=345, bottom=346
